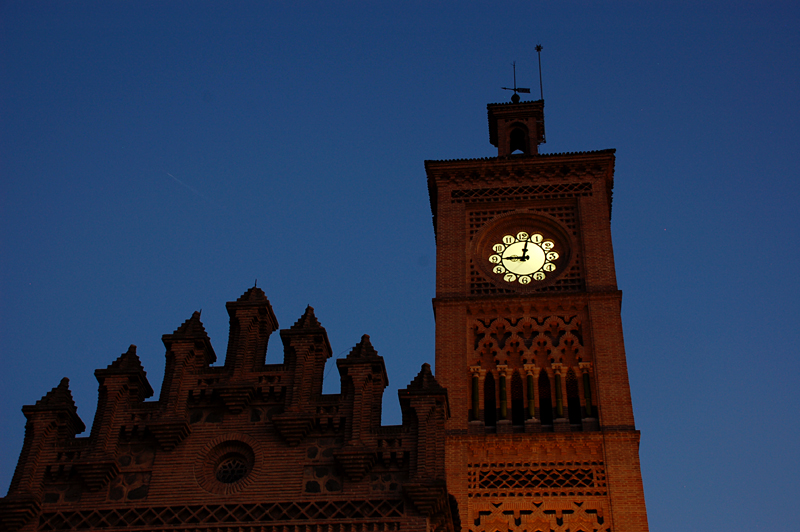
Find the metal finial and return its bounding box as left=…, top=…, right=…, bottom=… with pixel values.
left=501, top=61, right=531, bottom=102
left=535, top=44, right=544, bottom=100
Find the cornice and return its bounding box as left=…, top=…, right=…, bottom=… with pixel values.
left=424, top=149, right=615, bottom=168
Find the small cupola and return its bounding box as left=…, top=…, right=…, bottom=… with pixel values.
left=487, top=99, right=545, bottom=156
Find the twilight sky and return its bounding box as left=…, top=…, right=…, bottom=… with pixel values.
left=1, top=2, right=799, bottom=530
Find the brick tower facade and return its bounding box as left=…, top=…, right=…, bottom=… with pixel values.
left=0, top=288, right=456, bottom=532
left=425, top=99, right=649, bottom=531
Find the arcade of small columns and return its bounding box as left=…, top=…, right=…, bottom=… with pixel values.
left=467, top=362, right=597, bottom=431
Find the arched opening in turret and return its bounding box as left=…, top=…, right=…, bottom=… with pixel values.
left=509, top=123, right=529, bottom=154
left=484, top=372, right=497, bottom=427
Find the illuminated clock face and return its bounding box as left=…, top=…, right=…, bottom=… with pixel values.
left=488, top=231, right=559, bottom=285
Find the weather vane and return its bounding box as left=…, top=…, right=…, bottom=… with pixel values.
left=501, top=61, right=530, bottom=103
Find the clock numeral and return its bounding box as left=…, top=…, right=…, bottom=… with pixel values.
left=542, top=240, right=554, bottom=250
left=543, top=263, right=556, bottom=272
left=516, top=231, right=529, bottom=241
left=489, top=254, right=502, bottom=264
left=519, top=275, right=531, bottom=285
left=533, top=272, right=546, bottom=281
left=546, top=251, right=559, bottom=261
left=531, top=233, right=543, bottom=243
left=504, top=273, right=517, bottom=282
left=492, top=243, right=505, bottom=253
left=502, top=235, right=515, bottom=245
left=493, top=265, right=506, bottom=274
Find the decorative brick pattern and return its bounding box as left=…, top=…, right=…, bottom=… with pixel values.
left=38, top=499, right=405, bottom=530
left=469, top=499, right=609, bottom=532
left=468, top=461, right=607, bottom=497
left=453, top=182, right=593, bottom=205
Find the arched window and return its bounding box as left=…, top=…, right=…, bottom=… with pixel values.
left=566, top=369, right=582, bottom=425
left=509, top=124, right=529, bottom=154
left=511, top=371, right=525, bottom=425
left=538, top=371, right=553, bottom=425
left=484, top=372, right=497, bottom=427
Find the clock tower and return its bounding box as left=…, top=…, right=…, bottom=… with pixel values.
left=426, top=98, right=648, bottom=531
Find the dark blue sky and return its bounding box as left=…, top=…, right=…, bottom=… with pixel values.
left=2, top=2, right=798, bottom=530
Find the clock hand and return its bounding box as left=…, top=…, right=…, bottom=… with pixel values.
left=522, top=239, right=530, bottom=260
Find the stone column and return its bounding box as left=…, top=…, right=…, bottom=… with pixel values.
left=523, top=363, right=541, bottom=433
left=551, top=363, right=570, bottom=432
left=496, top=365, right=512, bottom=434
left=469, top=365, right=485, bottom=434
left=579, top=362, right=599, bottom=431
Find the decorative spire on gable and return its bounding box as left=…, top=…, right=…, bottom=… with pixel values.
left=23, top=378, right=86, bottom=434
left=107, top=345, right=145, bottom=372
left=404, top=363, right=447, bottom=395
left=236, top=286, right=268, bottom=303
left=162, top=310, right=217, bottom=367
left=36, top=378, right=77, bottom=409
left=290, top=305, right=322, bottom=330
left=95, top=345, right=154, bottom=399
left=224, top=286, right=278, bottom=371
left=170, top=311, right=209, bottom=339
left=346, top=334, right=379, bottom=359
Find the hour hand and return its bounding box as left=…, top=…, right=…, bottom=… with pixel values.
left=504, top=255, right=527, bottom=262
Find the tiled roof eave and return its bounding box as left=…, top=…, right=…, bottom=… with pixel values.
left=424, top=148, right=616, bottom=166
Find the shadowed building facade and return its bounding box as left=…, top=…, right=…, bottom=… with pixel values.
left=0, top=290, right=456, bottom=532
left=1, top=97, right=647, bottom=532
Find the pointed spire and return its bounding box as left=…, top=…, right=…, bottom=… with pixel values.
left=23, top=377, right=86, bottom=433
left=290, top=305, right=322, bottom=330
left=170, top=311, right=209, bottom=339
left=36, top=377, right=78, bottom=409
left=236, top=285, right=267, bottom=303
left=404, top=363, right=447, bottom=394
left=107, top=344, right=145, bottom=373
left=346, top=334, right=379, bottom=359
left=96, top=345, right=154, bottom=399
left=162, top=310, right=217, bottom=366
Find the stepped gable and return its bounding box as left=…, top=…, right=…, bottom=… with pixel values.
left=170, top=310, right=208, bottom=339
left=162, top=310, right=217, bottom=365
left=403, top=363, right=447, bottom=395
left=95, top=345, right=154, bottom=398
left=281, top=304, right=333, bottom=361
left=24, top=377, right=86, bottom=432
left=236, top=285, right=269, bottom=304
left=33, top=378, right=78, bottom=410
left=106, top=344, right=146, bottom=373
left=346, top=334, right=379, bottom=359
left=290, top=305, right=322, bottom=329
